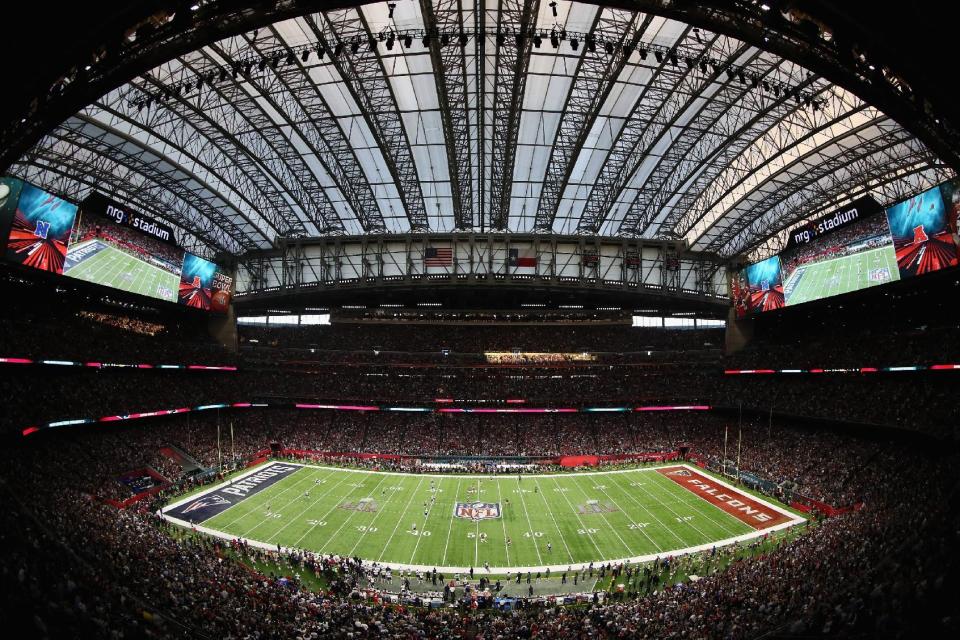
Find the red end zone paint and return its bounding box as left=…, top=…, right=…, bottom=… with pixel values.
left=656, top=466, right=792, bottom=530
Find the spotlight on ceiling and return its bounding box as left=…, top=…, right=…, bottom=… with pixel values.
left=549, top=1, right=558, bottom=18
left=570, top=37, right=579, bottom=51
left=551, top=32, right=559, bottom=48
left=387, top=2, right=396, bottom=19
left=302, top=49, right=310, bottom=62
left=533, top=33, right=542, bottom=48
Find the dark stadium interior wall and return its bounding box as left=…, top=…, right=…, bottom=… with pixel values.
left=723, top=306, right=754, bottom=354
left=208, top=300, right=238, bottom=353
left=747, top=262, right=960, bottom=345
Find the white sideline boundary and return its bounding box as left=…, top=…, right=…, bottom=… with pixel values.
left=161, top=462, right=806, bottom=574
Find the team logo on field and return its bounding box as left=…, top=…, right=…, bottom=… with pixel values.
left=181, top=494, right=231, bottom=514
left=667, top=469, right=693, bottom=477
left=454, top=502, right=501, bottom=520
left=577, top=499, right=618, bottom=515
left=339, top=497, right=379, bottom=513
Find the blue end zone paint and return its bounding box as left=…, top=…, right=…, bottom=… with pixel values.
left=63, top=240, right=109, bottom=270
left=165, top=463, right=302, bottom=524
left=782, top=267, right=805, bottom=300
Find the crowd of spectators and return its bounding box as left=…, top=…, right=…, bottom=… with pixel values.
left=20, top=410, right=906, bottom=510
left=239, top=322, right=724, bottom=356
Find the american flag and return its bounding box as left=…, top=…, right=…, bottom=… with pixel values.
left=424, top=246, right=453, bottom=266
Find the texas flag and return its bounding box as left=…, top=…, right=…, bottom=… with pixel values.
left=508, top=247, right=537, bottom=268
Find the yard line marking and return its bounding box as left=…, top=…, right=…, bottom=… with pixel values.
left=346, top=473, right=413, bottom=559
left=566, top=473, right=637, bottom=558
left=474, top=477, right=481, bottom=566
left=584, top=472, right=662, bottom=553
left=377, top=476, right=424, bottom=562
left=528, top=476, right=573, bottom=563
left=545, top=476, right=605, bottom=559
left=623, top=471, right=739, bottom=541
left=216, top=467, right=329, bottom=532
left=440, top=478, right=462, bottom=566
left=515, top=477, right=544, bottom=565
left=317, top=473, right=391, bottom=554
left=604, top=472, right=690, bottom=547
left=495, top=478, right=511, bottom=566
left=408, top=477, right=439, bottom=564
left=253, top=469, right=351, bottom=542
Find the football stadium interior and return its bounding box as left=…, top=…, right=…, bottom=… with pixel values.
left=1, top=1, right=959, bottom=638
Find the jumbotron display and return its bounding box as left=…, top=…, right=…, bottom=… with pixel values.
left=735, top=179, right=960, bottom=315
left=0, top=178, right=233, bottom=312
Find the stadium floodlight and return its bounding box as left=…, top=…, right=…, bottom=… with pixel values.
left=550, top=1, right=558, bottom=17
left=570, top=37, right=578, bottom=51
left=654, top=50, right=663, bottom=63
left=387, top=2, right=396, bottom=18
left=302, top=49, right=310, bottom=62
left=551, top=32, right=560, bottom=48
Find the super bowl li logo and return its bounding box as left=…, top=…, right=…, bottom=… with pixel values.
left=454, top=502, right=501, bottom=520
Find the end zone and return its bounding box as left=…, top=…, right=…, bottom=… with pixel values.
left=163, top=462, right=302, bottom=524
left=657, top=466, right=798, bottom=529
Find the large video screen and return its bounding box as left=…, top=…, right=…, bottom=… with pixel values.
left=733, top=255, right=784, bottom=317
left=734, top=179, right=960, bottom=314
left=4, top=182, right=78, bottom=274
left=0, top=177, right=25, bottom=250
left=885, top=184, right=958, bottom=278
left=780, top=212, right=899, bottom=306
left=179, top=252, right=233, bottom=312
left=2, top=179, right=232, bottom=312
left=63, top=208, right=183, bottom=303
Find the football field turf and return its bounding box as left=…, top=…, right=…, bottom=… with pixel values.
left=783, top=245, right=899, bottom=306
left=63, top=241, right=179, bottom=302
left=164, top=462, right=803, bottom=573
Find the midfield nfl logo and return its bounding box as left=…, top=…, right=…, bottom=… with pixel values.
left=577, top=499, right=618, bottom=515
left=454, top=502, right=501, bottom=520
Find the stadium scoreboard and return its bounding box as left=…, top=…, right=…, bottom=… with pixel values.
left=0, top=178, right=233, bottom=312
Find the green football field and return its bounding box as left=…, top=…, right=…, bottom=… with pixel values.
left=783, top=244, right=899, bottom=306
left=165, top=463, right=803, bottom=572
left=63, top=241, right=179, bottom=302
